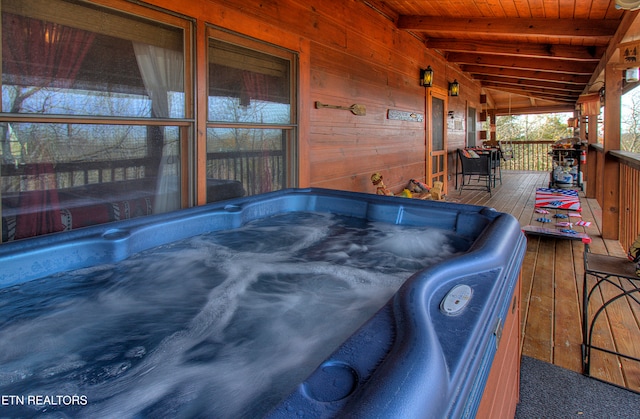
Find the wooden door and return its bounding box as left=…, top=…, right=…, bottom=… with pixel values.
left=428, top=89, right=447, bottom=191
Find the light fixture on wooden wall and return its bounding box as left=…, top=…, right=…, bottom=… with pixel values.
left=615, top=0, right=640, bottom=10
left=420, top=66, right=433, bottom=87
left=449, top=79, right=460, bottom=96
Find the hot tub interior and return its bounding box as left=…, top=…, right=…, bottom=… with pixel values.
left=0, top=188, right=526, bottom=418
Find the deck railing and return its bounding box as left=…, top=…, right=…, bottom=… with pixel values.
left=611, top=150, right=640, bottom=250
left=205, top=150, right=286, bottom=196
left=1, top=150, right=285, bottom=198
left=1, top=158, right=149, bottom=192
left=586, top=145, right=640, bottom=250
left=500, top=140, right=555, bottom=172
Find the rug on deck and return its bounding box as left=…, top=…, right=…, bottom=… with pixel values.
left=516, top=356, right=640, bottom=418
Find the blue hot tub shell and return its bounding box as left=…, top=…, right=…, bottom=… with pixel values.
left=0, top=188, right=526, bottom=418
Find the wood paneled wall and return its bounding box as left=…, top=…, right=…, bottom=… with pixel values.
left=143, top=0, right=482, bottom=195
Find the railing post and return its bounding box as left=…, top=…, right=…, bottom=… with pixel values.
left=586, top=145, right=598, bottom=198
left=601, top=63, right=621, bottom=241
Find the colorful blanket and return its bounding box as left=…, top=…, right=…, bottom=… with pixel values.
left=534, top=188, right=581, bottom=211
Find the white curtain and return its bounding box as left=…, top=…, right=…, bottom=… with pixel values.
left=133, top=42, right=184, bottom=213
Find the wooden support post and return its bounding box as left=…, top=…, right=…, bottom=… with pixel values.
left=195, top=20, right=208, bottom=206
left=602, top=64, right=621, bottom=240
left=586, top=112, right=598, bottom=199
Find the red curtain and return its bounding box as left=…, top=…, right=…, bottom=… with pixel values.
left=2, top=13, right=95, bottom=88
left=14, top=164, right=65, bottom=239
left=3, top=13, right=95, bottom=239
left=242, top=70, right=270, bottom=103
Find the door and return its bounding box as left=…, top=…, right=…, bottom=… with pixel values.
left=428, top=89, right=447, bottom=191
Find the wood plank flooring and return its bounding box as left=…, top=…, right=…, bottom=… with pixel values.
left=449, top=170, right=640, bottom=393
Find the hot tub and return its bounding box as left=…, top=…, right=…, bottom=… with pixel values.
left=0, top=188, right=526, bottom=418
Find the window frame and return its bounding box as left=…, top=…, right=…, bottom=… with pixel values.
left=0, top=0, right=194, bottom=241
left=204, top=25, right=298, bottom=198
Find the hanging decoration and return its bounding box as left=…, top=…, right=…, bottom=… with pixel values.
left=387, top=109, right=423, bottom=122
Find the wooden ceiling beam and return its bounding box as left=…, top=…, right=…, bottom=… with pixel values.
left=480, top=82, right=579, bottom=102
left=481, top=90, right=497, bottom=109
left=389, top=3, right=629, bottom=113
left=482, top=81, right=579, bottom=99
left=397, top=16, right=619, bottom=39
left=582, top=10, right=640, bottom=95
left=472, top=75, right=584, bottom=93
left=447, top=52, right=596, bottom=74
left=479, top=84, right=579, bottom=101
left=426, top=39, right=603, bottom=61
left=461, top=65, right=592, bottom=84
left=493, top=104, right=576, bottom=115
left=358, top=0, right=400, bottom=23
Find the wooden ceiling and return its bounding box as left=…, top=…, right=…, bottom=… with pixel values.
left=362, top=0, right=638, bottom=114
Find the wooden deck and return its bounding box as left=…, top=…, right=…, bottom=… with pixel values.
left=450, top=170, right=640, bottom=393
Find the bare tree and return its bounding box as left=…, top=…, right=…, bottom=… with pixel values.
left=622, top=89, right=640, bottom=153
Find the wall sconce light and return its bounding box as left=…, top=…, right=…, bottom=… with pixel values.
left=626, top=67, right=640, bottom=82
left=420, top=66, right=434, bottom=87
left=449, top=79, right=460, bottom=96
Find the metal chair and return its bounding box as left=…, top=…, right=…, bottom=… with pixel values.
left=473, top=146, right=502, bottom=187
left=495, top=140, right=515, bottom=186
left=582, top=247, right=640, bottom=376
left=499, top=140, right=514, bottom=161
left=487, top=148, right=502, bottom=187
left=457, top=148, right=493, bottom=196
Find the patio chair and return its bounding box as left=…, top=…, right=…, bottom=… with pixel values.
left=493, top=140, right=515, bottom=185
left=457, top=148, right=493, bottom=196
left=499, top=140, right=514, bottom=161
left=581, top=247, right=640, bottom=376
left=485, top=147, right=502, bottom=187
left=476, top=144, right=503, bottom=187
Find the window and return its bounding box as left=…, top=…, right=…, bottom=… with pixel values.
left=206, top=28, right=297, bottom=199
left=467, top=106, right=477, bottom=147
left=1, top=0, right=192, bottom=241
